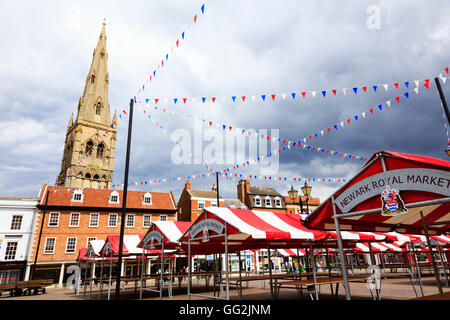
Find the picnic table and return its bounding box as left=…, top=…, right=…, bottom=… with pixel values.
left=275, top=274, right=375, bottom=300
left=410, top=291, right=450, bottom=300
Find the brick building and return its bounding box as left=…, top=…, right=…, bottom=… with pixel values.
left=284, top=195, right=321, bottom=214
left=26, top=184, right=176, bottom=286
left=237, top=179, right=287, bottom=213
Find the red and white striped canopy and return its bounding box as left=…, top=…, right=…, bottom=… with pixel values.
left=180, top=208, right=330, bottom=254
left=354, top=242, right=407, bottom=253
left=307, top=151, right=450, bottom=234
left=431, top=234, right=450, bottom=246
left=277, top=249, right=306, bottom=257
left=99, top=235, right=158, bottom=256
left=139, top=221, right=191, bottom=249
left=328, top=231, right=386, bottom=241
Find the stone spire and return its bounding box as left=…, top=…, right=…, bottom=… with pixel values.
left=56, top=20, right=116, bottom=190
left=76, top=20, right=110, bottom=126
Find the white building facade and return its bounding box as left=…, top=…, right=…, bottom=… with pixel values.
left=0, top=196, right=38, bottom=284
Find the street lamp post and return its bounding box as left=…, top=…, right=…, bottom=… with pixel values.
left=301, top=181, right=312, bottom=214
left=288, top=185, right=304, bottom=214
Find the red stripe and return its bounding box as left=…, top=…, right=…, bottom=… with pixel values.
left=228, top=209, right=291, bottom=239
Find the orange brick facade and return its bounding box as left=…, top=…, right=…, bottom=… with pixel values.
left=27, top=185, right=177, bottom=283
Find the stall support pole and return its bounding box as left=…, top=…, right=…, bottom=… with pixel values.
left=225, top=222, right=230, bottom=300
left=411, top=243, right=424, bottom=297
left=99, top=253, right=105, bottom=300
left=188, top=236, right=191, bottom=300
left=238, top=250, right=243, bottom=299
left=140, top=246, right=145, bottom=300
left=107, top=252, right=112, bottom=300
left=436, top=241, right=449, bottom=287
left=332, top=198, right=351, bottom=300
left=296, top=248, right=301, bottom=276
left=310, top=241, right=318, bottom=300
left=368, top=241, right=374, bottom=266
left=266, top=242, right=274, bottom=300
left=160, top=241, right=165, bottom=300
left=420, top=211, right=443, bottom=294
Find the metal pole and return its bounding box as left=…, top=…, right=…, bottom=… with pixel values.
left=99, top=251, right=104, bottom=300
left=160, top=241, right=164, bottom=300
left=107, top=251, right=112, bottom=300
left=238, top=250, right=243, bottom=299
left=140, top=245, right=145, bottom=300
left=267, top=242, right=274, bottom=300
left=225, top=222, right=229, bottom=300
left=115, top=98, right=134, bottom=300
left=436, top=241, right=449, bottom=287
left=332, top=197, right=351, bottom=300
left=188, top=233, right=191, bottom=300
left=310, top=241, right=318, bottom=300
left=411, top=243, right=425, bottom=297
left=420, top=211, right=443, bottom=294
left=32, top=189, right=50, bottom=280
left=435, top=77, right=450, bottom=127
left=216, top=171, right=220, bottom=207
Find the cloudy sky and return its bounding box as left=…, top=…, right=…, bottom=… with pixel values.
left=1, top=0, right=450, bottom=203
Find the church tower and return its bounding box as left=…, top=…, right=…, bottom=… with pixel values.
left=56, top=21, right=117, bottom=189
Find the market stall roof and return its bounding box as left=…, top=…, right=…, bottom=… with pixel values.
left=138, top=221, right=192, bottom=249
left=306, top=151, right=450, bottom=234
left=180, top=207, right=337, bottom=254
left=98, top=235, right=158, bottom=256
left=354, top=242, right=407, bottom=253
left=277, top=249, right=306, bottom=257
left=431, top=234, right=450, bottom=246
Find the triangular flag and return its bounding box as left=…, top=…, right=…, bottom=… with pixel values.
left=395, top=96, right=400, bottom=103
left=386, top=100, right=391, bottom=107
left=301, top=92, right=306, bottom=98
left=362, top=86, right=367, bottom=93
left=342, top=88, right=347, bottom=95
left=394, top=83, right=399, bottom=89
left=322, top=91, right=326, bottom=97
left=242, top=96, right=246, bottom=102
left=383, top=84, right=388, bottom=91
left=404, top=81, right=409, bottom=88
left=261, top=94, right=266, bottom=101
left=232, top=96, right=236, bottom=102
left=271, top=94, right=276, bottom=101
left=332, top=89, right=337, bottom=96
left=311, top=91, right=316, bottom=97
left=291, top=93, right=296, bottom=99
left=202, top=97, right=206, bottom=103
left=373, top=85, right=377, bottom=92
left=183, top=98, right=187, bottom=104
left=404, top=92, right=409, bottom=98
left=212, top=97, right=216, bottom=103
left=424, top=79, right=430, bottom=89
left=201, top=4, right=205, bottom=14
left=353, top=87, right=358, bottom=94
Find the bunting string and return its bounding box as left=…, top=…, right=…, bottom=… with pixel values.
left=133, top=73, right=446, bottom=107
left=134, top=1, right=212, bottom=98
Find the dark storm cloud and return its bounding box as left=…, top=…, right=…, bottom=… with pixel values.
left=0, top=0, right=450, bottom=202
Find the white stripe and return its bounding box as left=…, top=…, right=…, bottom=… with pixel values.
left=208, top=207, right=267, bottom=239
left=154, top=221, right=182, bottom=243
left=252, top=210, right=314, bottom=239
left=123, top=235, right=142, bottom=254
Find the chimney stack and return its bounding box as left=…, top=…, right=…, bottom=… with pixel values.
left=212, top=184, right=217, bottom=192
left=185, top=180, right=191, bottom=191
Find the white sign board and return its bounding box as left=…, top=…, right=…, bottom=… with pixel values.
left=335, top=168, right=450, bottom=213
left=190, top=219, right=225, bottom=238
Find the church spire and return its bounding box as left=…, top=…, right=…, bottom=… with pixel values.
left=77, top=20, right=110, bottom=126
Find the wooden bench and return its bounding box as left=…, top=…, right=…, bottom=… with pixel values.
left=0, top=279, right=53, bottom=297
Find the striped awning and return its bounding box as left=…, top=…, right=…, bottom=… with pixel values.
left=277, top=248, right=306, bottom=257
left=180, top=208, right=331, bottom=254
left=307, top=151, right=450, bottom=234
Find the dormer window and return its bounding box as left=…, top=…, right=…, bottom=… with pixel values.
left=109, top=191, right=119, bottom=203
left=274, top=197, right=282, bottom=208
left=265, top=197, right=272, bottom=207
left=72, top=190, right=83, bottom=202
left=142, top=192, right=152, bottom=205
left=254, top=196, right=261, bottom=207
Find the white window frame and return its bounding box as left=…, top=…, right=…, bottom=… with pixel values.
left=142, top=192, right=152, bottom=205
left=254, top=196, right=261, bottom=207
left=44, top=237, right=56, bottom=255
left=274, top=197, right=282, bottom=208
left=69, top=212, right=80, bottom=227
left=264, top=196, right=272, bottom=207
left=65, top=237, right=77, bottom=254
left=48, top=212, right=60, bottom=227
left=108, top=213, right=118, bottom=227
left=211, top=201, right=218, bottom=207
left=126, top=214, right=135, bottom=228
left=143, top=214, right=152, bottom=228
left=10, top=215, right=23, bottom=231
left=198, top=201, right=205, bottom=209
left=109, top=191, right=120, bottom=204
left=89, top=213, right=99, bottom=227
left=160, top=215, right=167, bottom=221
left=86, top=237, right=97, bottom=248
left=72, top=190, right=83, bottom=202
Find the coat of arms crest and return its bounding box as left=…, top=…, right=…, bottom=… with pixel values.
left=381, top=186, right=408, bottom=217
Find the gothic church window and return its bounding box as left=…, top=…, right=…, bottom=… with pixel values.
left=97, top=143, right=104, bottom=158
left=85, top=141, right=94, bottom=156
left=96, top=102, right=101, bottom=115
left=91, top=75, right=95, bottom=84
